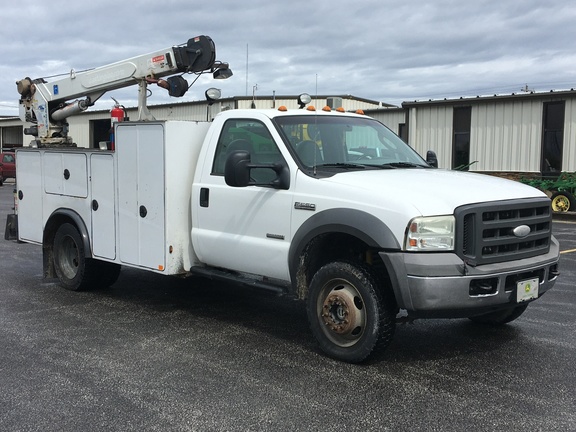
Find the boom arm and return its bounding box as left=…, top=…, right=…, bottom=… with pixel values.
left=16, top=35, right=231, bottom=147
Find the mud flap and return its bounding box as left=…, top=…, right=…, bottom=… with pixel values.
left=4, top=214, right=18, bottom=240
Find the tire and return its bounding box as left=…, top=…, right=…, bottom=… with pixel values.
left=306, top=261, right=396, bottom=363
left=550, top=191, right=575, bottom=212
left=53, top=223, right=99, bottom=291
left=468, top=304, right=528, bottom=325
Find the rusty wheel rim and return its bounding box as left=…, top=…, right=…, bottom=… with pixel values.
left=318, top=279, right=366, bottom=348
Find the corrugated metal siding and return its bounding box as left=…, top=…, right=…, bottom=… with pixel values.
left=67, top=120, right=91, bottom=147
left=67, top=104, right=216, bottom=147
left=4, top=92, right=576, bottom=172
left=368, top=109, right=405, bottom=135
left=409, top=106, right=453, bottom=168
left=1, top=125, right=23, bottom=148
left=471, top=99, right=542, bottom=172
left=564, top=98, right=576, bottom=172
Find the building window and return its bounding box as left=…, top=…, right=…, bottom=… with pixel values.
left=90, top=119, right=114, bottom=148
left=541, top=101, right=565, bottom=175
left=452, top=106, right=471, bottom=170
left=398, top=123, right=407, bottom=142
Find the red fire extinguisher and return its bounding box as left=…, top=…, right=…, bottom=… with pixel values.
left=110, top=98, right=125, bottom=150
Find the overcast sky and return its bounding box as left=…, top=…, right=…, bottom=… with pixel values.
left=1, top=0, right=575, bottom=116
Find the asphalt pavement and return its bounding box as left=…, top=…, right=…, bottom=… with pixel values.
left=0, top=180, right=575, bottom=432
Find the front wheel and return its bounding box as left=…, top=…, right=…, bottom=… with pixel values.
left=551, top=191, right=575, bottom=212
left=306, top=261, right=396, bottom=363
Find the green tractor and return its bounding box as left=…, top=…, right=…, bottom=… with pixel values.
left=521, top=172, right=576, bottom=212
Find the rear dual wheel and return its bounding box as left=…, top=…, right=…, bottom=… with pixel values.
left=53, top=223, right=121, bottom=291
left=307, top=261, right=396, bottom=363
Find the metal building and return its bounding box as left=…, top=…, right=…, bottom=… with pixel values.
left=1, top=94, right=385, bottom=150
left=368, top=89, right=576, bottom=176
left=3, top=89, right=576, bottom=179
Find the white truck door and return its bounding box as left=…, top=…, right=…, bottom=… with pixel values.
left=193, top=118, right=292, bottom=281
left=116, top=123, right=166, bottom=271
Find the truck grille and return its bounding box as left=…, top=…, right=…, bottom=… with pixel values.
left=454, top=198, right=552, bottom=266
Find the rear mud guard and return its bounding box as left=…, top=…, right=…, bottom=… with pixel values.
left=4, top=214, right=18, bottom=241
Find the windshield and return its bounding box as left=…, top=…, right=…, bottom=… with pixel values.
left=274, top=115, right=428, bottom=172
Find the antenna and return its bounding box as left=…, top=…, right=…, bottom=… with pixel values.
left=315, top=74, right=318, bottom=106
left=245, top=44, right=249, bottom=96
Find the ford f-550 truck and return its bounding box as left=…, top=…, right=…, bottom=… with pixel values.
left=10, top=36, right=560, bottom=363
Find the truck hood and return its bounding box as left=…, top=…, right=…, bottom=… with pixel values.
left=321, top=168, right=546, bottom=216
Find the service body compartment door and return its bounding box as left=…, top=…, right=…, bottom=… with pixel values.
left=90, top=153, right=116, bottom=259
left=43, top=152, right=88, bottom=198
left=116, top=123, right=165, bottom=270
left=16, top=150, right=44, bottom=243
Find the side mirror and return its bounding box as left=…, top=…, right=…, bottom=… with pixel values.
left=224, top=151, right=290, bottom=190
left=426, top=150, right=438, bottom=168
left=224, top=150, right=251, bottom=187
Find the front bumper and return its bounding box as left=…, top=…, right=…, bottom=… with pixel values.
left=379, top=236, right=560, bottom=318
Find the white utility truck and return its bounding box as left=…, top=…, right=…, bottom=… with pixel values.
left=10, top=36, right=560, bottom=362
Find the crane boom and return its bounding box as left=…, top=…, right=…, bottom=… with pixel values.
left=16, top=35, right=232, bottom=147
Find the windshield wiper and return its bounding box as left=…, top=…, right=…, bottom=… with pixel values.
left=380, top=162, right=429, bottom=168
left=315, top=163, right=366, bottom=169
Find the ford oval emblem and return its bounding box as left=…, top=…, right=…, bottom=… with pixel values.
left=512, top=225, right=531, bottom=238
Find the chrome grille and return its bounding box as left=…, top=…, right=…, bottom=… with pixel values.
left=455, top=198, right=552, bottom=266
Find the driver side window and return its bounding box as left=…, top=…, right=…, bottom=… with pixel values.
left=212, top=119, right=285, bottom=183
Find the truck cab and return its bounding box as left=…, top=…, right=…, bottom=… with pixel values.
left=191, top=107, right=559, bottom=361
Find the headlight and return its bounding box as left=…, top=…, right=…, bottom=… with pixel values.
left=405, top=215, right=455, bottom=251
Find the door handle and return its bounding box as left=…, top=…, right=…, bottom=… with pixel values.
left=200, top=188, right=209, bottom=207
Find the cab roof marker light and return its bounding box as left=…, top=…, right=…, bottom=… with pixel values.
left=278, top=105, right=288, bottom=111
left=322, top=106, right=331, bottom=112
left=306, top=105, right=316, bottom=111
left=336, top=107, right=346, bottom=112
left=355, top=109, right=365, bottom=115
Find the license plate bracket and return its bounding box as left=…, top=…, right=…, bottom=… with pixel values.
left=516, top=278, right=539, bottom=303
